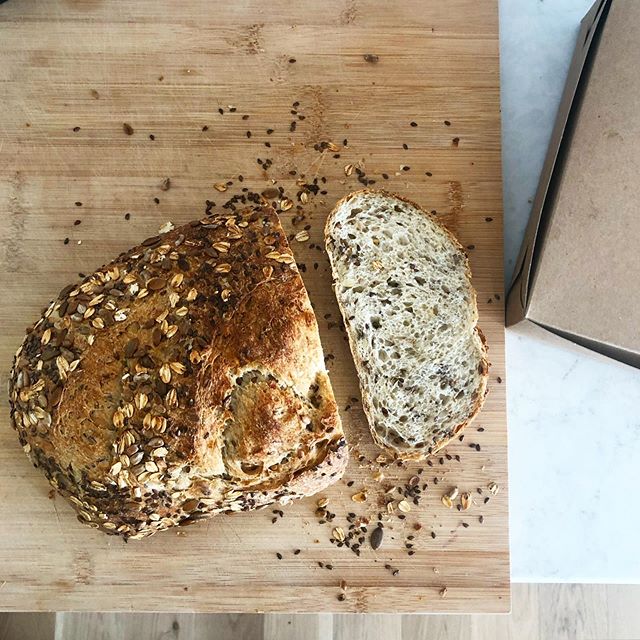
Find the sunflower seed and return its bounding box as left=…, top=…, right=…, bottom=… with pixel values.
left=370, top=526, right=384, bottom=550
left=130, top=451, right=144, bottom=465
left=125, top=338, right=139, bottom=358
left=147, top=277, right=167, bottom=291
left=262, top=187, right=280, bottom=199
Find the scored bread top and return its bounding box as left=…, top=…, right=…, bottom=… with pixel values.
left=9, top=205, right=347, bottom=539
left=325, top=190, right=488, bottom=459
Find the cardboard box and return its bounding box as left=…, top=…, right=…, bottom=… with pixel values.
left=507, top=0, right=640, bottom=368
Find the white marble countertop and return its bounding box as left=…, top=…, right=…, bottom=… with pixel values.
left=501, top=0, right=640, bottom=583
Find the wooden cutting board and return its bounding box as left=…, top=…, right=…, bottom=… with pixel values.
left=0, top=0, right=508, bottom=613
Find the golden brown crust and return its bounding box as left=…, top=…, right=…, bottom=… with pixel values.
left=324, top=189, right=490, bottom=460
left=9, top=205, right=347, bottom=538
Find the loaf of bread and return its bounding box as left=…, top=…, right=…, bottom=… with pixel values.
left=325, top=190, right=488, bottom=459
left=9, top=204, right=347, bottom=539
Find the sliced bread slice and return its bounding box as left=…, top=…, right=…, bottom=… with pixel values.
left=325, top=189, right=489, bottom=459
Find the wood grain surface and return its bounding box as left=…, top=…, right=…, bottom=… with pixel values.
left=0, top=0, right=507, bottom=613
left=4, top=585, right=640, bottom=639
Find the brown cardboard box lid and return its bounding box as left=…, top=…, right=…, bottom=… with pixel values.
left=506, top=0, right=640, bottom=368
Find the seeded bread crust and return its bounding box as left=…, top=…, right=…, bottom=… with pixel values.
left=325, top=189, right=489, bottom=460
left=9, top=204, right=347, bottom=539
